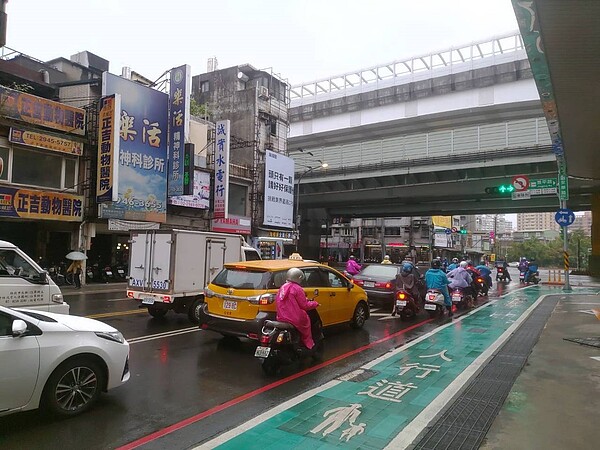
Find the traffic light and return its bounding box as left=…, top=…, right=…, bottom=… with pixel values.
left=459, top=227, right=467, bottom=234
left=485, top=184, right=515, bottom=195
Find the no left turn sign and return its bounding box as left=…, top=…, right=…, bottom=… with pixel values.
left=512, top=175, right=530, bottom=192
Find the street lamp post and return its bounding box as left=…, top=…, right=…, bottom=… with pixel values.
left=294, top=160, right=328, bottom=251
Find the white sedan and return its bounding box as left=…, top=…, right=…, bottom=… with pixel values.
left=0, top=305, right=130, bottom=417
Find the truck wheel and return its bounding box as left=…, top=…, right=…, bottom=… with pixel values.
left=148, top=307, right=167, bottom=318
left=188, top=297, right=203, bottom=324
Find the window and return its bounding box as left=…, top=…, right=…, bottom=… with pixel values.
left=0, top=249, right=38, bottom=279
left=302, top=268, right=328, bottom=288
left=326, top=270, right=347, bottom=288
left=0, top=311, right=13, bottom=336
left=270, top=120, right=277, bottom=136
left=201, top=81, right=210, bottom=93
left=228, top=183, right=247, bottom=216
left=6, top=146, right=78, bottom=191
left=385, top=227, right=401, bottom=236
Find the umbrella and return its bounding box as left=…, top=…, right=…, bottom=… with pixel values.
left=66, top=251, right=88, bottom=261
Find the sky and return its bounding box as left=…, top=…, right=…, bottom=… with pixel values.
left=5, top=0, right=519, bottom=85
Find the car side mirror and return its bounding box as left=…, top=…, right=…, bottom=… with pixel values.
left=347, top=282, right=354, bottom=291
left=12, top=320, right=28, bottom=337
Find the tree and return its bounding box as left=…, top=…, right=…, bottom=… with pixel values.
left=190, top=97, right=209, bottom=119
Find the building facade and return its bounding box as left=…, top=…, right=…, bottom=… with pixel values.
left=516, top=212, right=559, bottom=231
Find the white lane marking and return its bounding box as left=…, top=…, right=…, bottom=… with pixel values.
left=198, top=289, right=520, bottom=449
left=591, top=357, right=600, bottom=363
left=570, top=302, right=600, bottom=305
left=386, top=294, right=549, bottom=449
left=128, top=327, right=199, bottom=344
left=108, top=297, right=132, bottom=302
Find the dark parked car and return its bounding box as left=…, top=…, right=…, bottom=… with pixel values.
left=353, top=263, right=425, bottom=308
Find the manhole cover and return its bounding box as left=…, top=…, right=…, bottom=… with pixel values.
left=563, top=337, right=600, bottom=348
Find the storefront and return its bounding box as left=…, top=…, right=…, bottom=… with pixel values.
left=252, top=230, right=294, bottom=260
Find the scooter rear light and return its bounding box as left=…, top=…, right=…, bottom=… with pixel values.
left=397, top=292, right=406, bottom=300
left=260, top=334, right=270, bottom=345
left=476, top=278, right=483, bottom=283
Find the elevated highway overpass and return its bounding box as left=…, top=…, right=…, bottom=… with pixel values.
left=287, top=32, right=593, bottom=219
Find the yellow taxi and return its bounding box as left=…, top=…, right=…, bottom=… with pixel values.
left=198, top=256, right=370, bottom=340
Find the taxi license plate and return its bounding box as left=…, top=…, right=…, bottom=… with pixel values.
left=223, top=300, right=237, bottom=311
left=363, top=281, right=375, bottom=288
left=396, top=300, right=407, bottom=307
left=424, top=303, right=437, bottom=311
left=254, top=346, right=271, bottom=358
left=142, top=297, right=155, bottom=305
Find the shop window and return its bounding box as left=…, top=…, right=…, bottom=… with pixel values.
left=0, top=147, right=8, bottom=181
left=10, top=147, right=77, bottom=191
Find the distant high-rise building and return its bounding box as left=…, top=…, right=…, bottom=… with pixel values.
left=516, top=212, right=559, bottom=231
left=474, top=214, right=511, bottom=233
left=570, top=211, right=592, bottom=236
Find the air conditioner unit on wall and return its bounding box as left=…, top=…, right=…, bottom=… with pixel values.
left=258, top=86, right=269, bottom=99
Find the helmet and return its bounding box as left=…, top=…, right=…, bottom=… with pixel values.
left=349, top=255, right=355, bottom=259
left=431, top=259, right=441, bottom=269
left=459, top=261, right=468, bottom=268
left=452, top=258, right=459, bottom=263
left=530, top=258, right=536, bottom=262
left=383, top=255, right=390, bottom=261
left=286, top=267, right=304, bottom=284
left=402, top=263, right=413, bottom=274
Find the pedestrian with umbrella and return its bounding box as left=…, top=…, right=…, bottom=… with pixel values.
left=66, top=251, right=87, bottom=289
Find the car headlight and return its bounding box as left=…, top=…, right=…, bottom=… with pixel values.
left=52, top=293, right=64, bottom=304
left=95, top=331, right=125, bottom=344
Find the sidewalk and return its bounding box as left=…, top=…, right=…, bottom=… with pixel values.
left=190, top=285, right=600, bottom=449
left=61, top=281, right=127, bottom=297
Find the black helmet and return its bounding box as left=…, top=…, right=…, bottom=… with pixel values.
left=431, top=259, right=441, bottom=269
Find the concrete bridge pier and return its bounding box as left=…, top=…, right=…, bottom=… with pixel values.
left=298, top=207, right=327, bottom=261
left=590, top=193, right=600, bottom=277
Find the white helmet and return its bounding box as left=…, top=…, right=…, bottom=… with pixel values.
left=459, top=261, right=468, bottom=268
left=286, top=267, right=304, bottom=284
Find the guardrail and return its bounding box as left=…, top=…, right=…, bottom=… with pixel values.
left=546, top=269, right=565, bottom=285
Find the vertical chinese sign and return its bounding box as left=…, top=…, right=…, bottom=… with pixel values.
left=167, top=64, right=191, bottom=197
left=263, top=150, right=294, bottom=228
left=101, top=73, right=169, bottom=223
left=96, top=94, right=121, bottom=203
left=214, top=120, right=230, bottom=219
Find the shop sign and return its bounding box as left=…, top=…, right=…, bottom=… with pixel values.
left=0, top=186, right=83, bottom=222
left=96, top=95, right=120, bottom=203
left=0, top=85, right=85, bottom=135
left=168, top=170, right=210, bottom=209
left=267, top=230, right=293, bottom=239
left=167, top=64, right=191, bottom=197
left=9, top=127, right=83, bottom=156
left=108, top=219, right=159, bottom=231
left=211, top=215, right=251, bottom=235
left=214, top=120, right=230, bottom=219
left=100, top=73, right=168, bottom=223
left=264, top=150, right=294, bottom=229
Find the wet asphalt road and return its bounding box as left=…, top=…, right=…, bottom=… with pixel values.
left=0, top=269, right=525, bottom=450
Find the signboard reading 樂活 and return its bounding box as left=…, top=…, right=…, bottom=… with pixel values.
left=167, top=65, right=191, bottom=197
left=100, top=73, right=168, bottom=223
left=0, top=85, right=86, bottom=135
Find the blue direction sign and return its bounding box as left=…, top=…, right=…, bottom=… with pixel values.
left=444, top=228, right=452, bottom=234
left=555, top=208, right=575, bottom=227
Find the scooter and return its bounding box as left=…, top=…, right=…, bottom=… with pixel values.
left=115, top=264, right=127, bottom=280
left=474, top=276, right=489, bottom=296
left=519, top=271, right=526, bottom=283
left=394, top=289, right=420, bottom=320
left=526, top=271, right=540, bottom=285
left=451, top=287, right=473, bottom=310
left=256, top=309, right=324, bottom=376
left=496, top=266, right=509, bottom=282
left=423, top=289, right=448, bottom=318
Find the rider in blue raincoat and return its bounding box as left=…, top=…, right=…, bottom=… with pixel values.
left=425, top=259, right=452, bottom=316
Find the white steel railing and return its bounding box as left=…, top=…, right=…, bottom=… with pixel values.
left=290, top=32, right=524, bottom=101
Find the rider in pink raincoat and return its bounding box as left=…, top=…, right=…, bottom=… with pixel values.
left=276, top=267, right=319, bottom=349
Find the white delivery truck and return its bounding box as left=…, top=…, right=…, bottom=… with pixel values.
left=126, top=229, right=260, bottom=323
left=0, top=240, right=68, bottom=313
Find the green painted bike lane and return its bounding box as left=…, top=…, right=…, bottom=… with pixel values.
left=200, top=286, right=585, bottom=450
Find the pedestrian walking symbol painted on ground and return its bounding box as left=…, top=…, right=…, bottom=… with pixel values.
left=310, top=403, right=366, bottom=442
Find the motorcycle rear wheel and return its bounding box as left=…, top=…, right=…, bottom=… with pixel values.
left=262, top=357, right=279, bottom=376
left=400, top=307, right=417, bottom=321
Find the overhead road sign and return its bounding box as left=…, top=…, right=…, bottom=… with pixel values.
left=530, top=178, right=557, bottom=189
left=512, top=191, right=531, bottom=200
